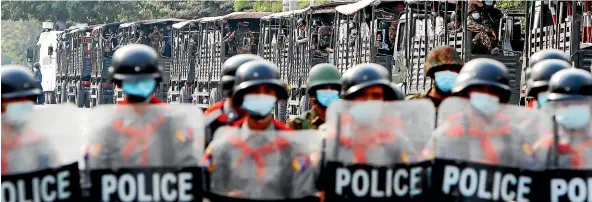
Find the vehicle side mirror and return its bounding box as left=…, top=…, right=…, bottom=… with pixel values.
left=26, top=47, right=35, bottom=62
left=48, top=45, right=54, bottom=56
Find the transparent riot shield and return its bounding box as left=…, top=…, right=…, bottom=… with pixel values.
left=320, top=100, right=435, bottom=201
left=427, top=97, right=542, bottom=202
left=533, top=100, right=592, bottom=202
left=1, top=103, right=85, bottom=201
left=205, top=126, right=322, bottom=202
left=84, top=104, right=205, bottom=202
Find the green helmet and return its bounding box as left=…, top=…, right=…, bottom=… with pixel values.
left=424, top=46, right=463, bottom=78
left=306, top=63, right=341, bottom=97
left=33, top=63, right=40, bottom=68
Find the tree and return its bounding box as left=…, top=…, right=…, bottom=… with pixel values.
left=1, top=20, right=41, bottom=66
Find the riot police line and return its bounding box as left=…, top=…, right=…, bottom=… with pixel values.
left=2, top=44, right=592, bottom=202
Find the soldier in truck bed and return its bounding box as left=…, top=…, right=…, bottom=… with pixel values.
left=467, top=0, right=502, bottom=55
left=388, top=3, right=406, bottom=48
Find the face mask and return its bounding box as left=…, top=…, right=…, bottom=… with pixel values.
left=434, top=71, right=458, bottom=93
left=316, top=90, right=340, bottom=108
left=3, top=101, right=34, bottom=125
left=472, top=13, right=481, bottom=20
left=470, top=92, right=500, bottom=116
left=122, top=79, right=157, bottom=98
left=349, top=101, right=382, bottom=126
left=536, top=92, right=549, bottom=108
left=484, top=1, right=494, bottom=6
left=242, top=94, right=277, bottom=118
left=556, top=105, right=591, bottom=130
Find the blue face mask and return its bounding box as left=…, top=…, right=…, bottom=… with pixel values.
left=349, top=101, right=382, bottom=126
left=470, top=92, right=500, bottom=116
left=122, top=79, right=157, bottom=98
left=434, top=71, right=458, bottom=93
left=3, top=101, right=34, bottom=124
left=242, top=94, right=277, bottom=117
left=472, top=13, right=481, bottom=20
left=484, top=1, right=494, bottom=6
left=556, top=105, right=591, bottom=130
left=536, top=92, right=549, bottom=108
left=316, top=89, right=340, bottom=108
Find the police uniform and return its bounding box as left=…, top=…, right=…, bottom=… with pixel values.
left=1, top=66, right=57, bottom=174
left=204, top=60, right=318, bottom=201
left=87, top=44, right=200, bottom=169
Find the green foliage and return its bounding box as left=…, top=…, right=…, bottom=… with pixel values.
left=497, top=1, right=524, bottom=9
left=251, top=1, right=284, bottom=12
left=1, top=20, right=41, bottom=65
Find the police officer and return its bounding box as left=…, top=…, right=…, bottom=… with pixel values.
left=525, top=59, right=571, bottom=108
left=452, top=58, right=511, bottom=112
left=231, top=60, right=290, bottom=130
left=205, top=54, right=264, bottom=142
left=406, top=46, right=463, bottom=109
left=531, top=69, right=592, bottom=169
left=32, top=62, right=44, bottom=104
left=108, top=44, right=164, bottom=104
left=1, top=65, right=57, bottom=174
left=288, top=63, right=341, bottom=130
left=523, top=49, right=570, bottom=106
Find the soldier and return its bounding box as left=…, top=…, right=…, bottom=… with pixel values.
left=406, top=46, right=464, bottom=109
left=32, top=62, right=44, bottom=104
left=467, top=1, right=500, bottom=54
left=205, top=54, right=264, bottom=144
left=532, top=69, right=592, bottom=169
left=148, top=26, right=163, bottom=54
left=525, top=59, right=571, bottom=109
left=297, top=19, right=308, bottom=44
left=1, top=65, right=58, bottom=174
left=108, top=44, right=164, bottom=104
left=288, top=63, right=341, bottom=130
left=388, top=3, right=406, bottom=47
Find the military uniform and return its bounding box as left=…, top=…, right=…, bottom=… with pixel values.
left=287, top=107, right=324, bottom=130
left=467, top=1, right=501, bottom=54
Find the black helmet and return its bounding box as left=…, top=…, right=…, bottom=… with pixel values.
left=1, top=65, right=42, bottom=99
left=232, top=60, right=288, bottom=106
left=547, top=68, right=592, bottom=101
left=221, top=54, right=264, bottom=97
left=529, top=49, right=570, bottom=68
left=340, top=63, right=401, bottom=101
left=452, top=58, right=511, bottom=103
left=108, top=44, right=162, bottom=83
left=526, top=59, right=571, bottom=97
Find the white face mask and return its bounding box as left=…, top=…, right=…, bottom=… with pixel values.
left=349, top=101, right=382, bottom=126
left=484, top=1, right=494, bottom=6
left=472, top=13, right=481, bottom=20
left=3, top=101, right=35, bottom=125
left=470, top=92, right=500, bottom=116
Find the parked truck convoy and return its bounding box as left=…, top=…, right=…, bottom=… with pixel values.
left=26, top=0, right=591, bottom=121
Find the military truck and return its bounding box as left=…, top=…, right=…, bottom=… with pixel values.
left=114, top=18, right=184, bottom=103
left=188, top=12, right=270, bottom=110
left=393, top=0, right=525, bottom=104
left=520, top=0, right=592, bottom=104
left=88, top=22, right=122, bottom=107
left=259, top=3, right=345, bottom=121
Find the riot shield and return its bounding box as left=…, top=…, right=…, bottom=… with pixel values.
left=320, top=100, right=435, bottom=201
left=1, top=103, right=85, bottom=201
left=533, top=100, right=592, bottom=202
left=84, top=104, right=205, bottom=202
left=427, top=97, right=542, bottom=202
left=205, top=126, right=322, bottom=201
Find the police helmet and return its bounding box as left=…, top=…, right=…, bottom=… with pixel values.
left=340, top=63, right=402, bottom=101
left=547, top=68, right=592, bottom=101
left=108, top=44, right=162, bottom=83
left=306, top=63, right=341, bottom=97
left=232, top=60, right=288, bottom=106
left=452, top=58, right=511, bottom=103
left=221, top=54, right=264, bottom=97
left=526, top=59, right=571, bottom=97
left=1, top=65, right=42, bottom=99
left=529, top=49, right=570, bottom=69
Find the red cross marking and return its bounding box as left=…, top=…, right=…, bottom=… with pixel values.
left=112, top=116, right=166, bottom=165
left=228, top=135, right=291, bottom=182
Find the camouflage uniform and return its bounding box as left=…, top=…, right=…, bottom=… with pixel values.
left=388, top=11, right=404, bottom=47
left=467, top=1, right=501, bottom=54
left=287, top=107, right=324, bottom=130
